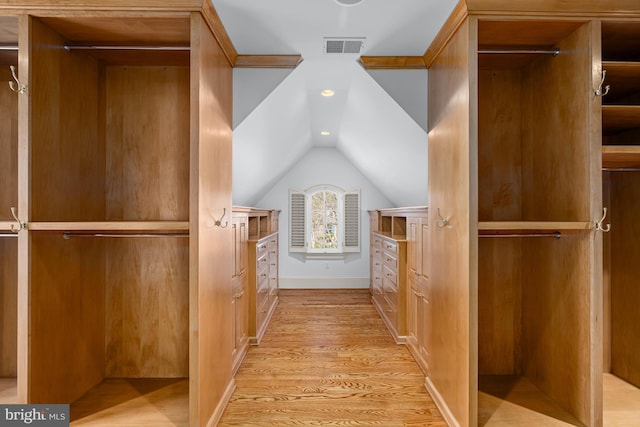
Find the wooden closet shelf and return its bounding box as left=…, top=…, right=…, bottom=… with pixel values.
left=478, top=221, right=593, bottom=234
left=0, top=221, right=16, bottom=232
left=603, top=145, right=640, bottom=168
left=602, top=61, right=640, bottom=95
left=28, top=221, right=190, bottom=232
left=603, top=105, right=640, bottom=134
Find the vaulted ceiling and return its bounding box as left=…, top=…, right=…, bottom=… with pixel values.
left=211, top=0, right=458, bottom=206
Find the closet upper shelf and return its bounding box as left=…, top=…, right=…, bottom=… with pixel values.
left=28, top=221, right=189, bottom=233
left=603, top=146, right=640, bottom=169
left=478, top=221, right=593, bottom=235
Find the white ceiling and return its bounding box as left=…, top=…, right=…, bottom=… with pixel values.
left=211, top=0, right=458, bottom=206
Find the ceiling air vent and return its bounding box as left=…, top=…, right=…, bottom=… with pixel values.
left=324, top=37, right=366, bottom=54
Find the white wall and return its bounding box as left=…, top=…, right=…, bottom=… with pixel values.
left=253, top=147, right=394, bottom=289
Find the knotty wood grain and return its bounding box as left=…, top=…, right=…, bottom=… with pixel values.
left=220, top=289, right=447, bottom=426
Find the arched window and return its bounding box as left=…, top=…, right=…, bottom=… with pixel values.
left=289, top=185, right=360, bottom=255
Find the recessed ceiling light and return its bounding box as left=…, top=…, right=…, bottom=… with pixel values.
left=321, top=89, right=335, bottom=97
left=334, top=0, right=365, bottom=6
left=321, top=131, right=331, bottom=136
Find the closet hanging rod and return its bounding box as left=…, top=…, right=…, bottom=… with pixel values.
left=0, top=45, right=18, bottom=51
left=0, top=233, right=19, bottom=238
left=603, top=167, right=640, bottom=172
left=63, top=232, right=189, bottom=240
left=478, top=48, right=560, bottom=56
left=63, top=45, right=190, bottom=51
left=479, top=232, right=561, bottom=239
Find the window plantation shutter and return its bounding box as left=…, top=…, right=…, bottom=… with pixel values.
left=289, top=189, right=306, bottom=252
left=343, top=189, right=360, bottom=252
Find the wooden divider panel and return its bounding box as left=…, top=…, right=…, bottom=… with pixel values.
left=427, top=17, right=475, bottom=427
left=29, top=17, right=105, bottom=222
left=189, top=12, right=234, bottom=427
left=29, top=233, right=105, bottom=403
left=0, top=239, right=18, bottom=377
left=0, top=71, right=18, bottom=221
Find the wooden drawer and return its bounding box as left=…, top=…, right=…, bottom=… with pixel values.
left=384, top=276, right=398, bottom=310
left=256, top=240, right=269, bottom=257
left=383, top=252, right=397, bottom=271
left=383, top=264, right=397, bottom=287
left=382, top=239, right=397, bottom=255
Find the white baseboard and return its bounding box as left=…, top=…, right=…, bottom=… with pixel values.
left=279, top=277, right=369, bottom=289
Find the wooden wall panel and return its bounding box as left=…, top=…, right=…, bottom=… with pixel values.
left=29, top=233, right=105, bottom=403
left=189, top=11, right=234, bottom=427
left=610, top=172, right=640, bottom=389
left=521, top=22, right=593, bottom=221
left=105, top=66, right=190, bottom=221
left=29, top=17, right=104, bottom=222
left=426, top=17, right=475, bottom=427
left=477, top=69, right=522, bottom=222
left=478, top=239, right=521, bottom=376
left=0, top=239, right=17, bottom=377
left=0, top=72, right=18, bottom=222
left=105, top=238, right=189, bottom=378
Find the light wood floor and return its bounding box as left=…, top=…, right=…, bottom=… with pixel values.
left=219, top=288, right=447, bottom=426
left=7, top=288, right=639, bottom=426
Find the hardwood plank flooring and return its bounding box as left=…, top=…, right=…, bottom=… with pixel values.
left=219, top=289, right=446, bottom=426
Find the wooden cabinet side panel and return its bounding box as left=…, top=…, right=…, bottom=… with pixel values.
left=0, top=70, right=18, bottom=221
left=0, top=239, right=18, bottom=377
left=29, top=17, right=105, bottom=222
left=427, top=17, right=475, bottom=427
left=29, top=233, right=105, bottom=403
left=189, top=11, right=234, bottom=427
left=521, top=22, right=594, bottom=221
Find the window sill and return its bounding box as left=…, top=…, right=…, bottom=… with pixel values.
left=303, top=253, right=346, bottom=260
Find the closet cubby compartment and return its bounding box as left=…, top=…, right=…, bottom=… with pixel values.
left=0, top=14, right=19, bottom=405
left=477, top=233, right=592, bottom=425
left=478, top=20, right=595, bottom=231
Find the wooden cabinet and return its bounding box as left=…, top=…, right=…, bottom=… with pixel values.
left=425, top=5, right=602, bottom=427
left=601, top=19, right=640, bottom=418
left=406, top=211, right=429, bottom=376
left=369, top=208, right=427, bottom=344
left=231, top=211, right=249, bottom=375
left=0, top=16, right=19, bottom=403
left=0, top=2, right=237, bottom=425
left=247, top=210, right=279, bottom=345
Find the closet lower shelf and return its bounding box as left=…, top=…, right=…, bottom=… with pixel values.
left=478, top=375, right=581, bottom=426
left=604, top=373, right=640, bottom=426
left=70, top=378, right=188, bottom=426
left=0, top=377, right=18, bottom=404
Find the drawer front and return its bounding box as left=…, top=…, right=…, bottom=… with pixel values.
left=256, top=240, right=269, bottom=257
left=382, top=265, right=398, bottom=289
left=383, top=275, right=398, bottom=311
left=382, top=239, right=397, bottom=256
left=383, top=253, right=398, bottom=275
